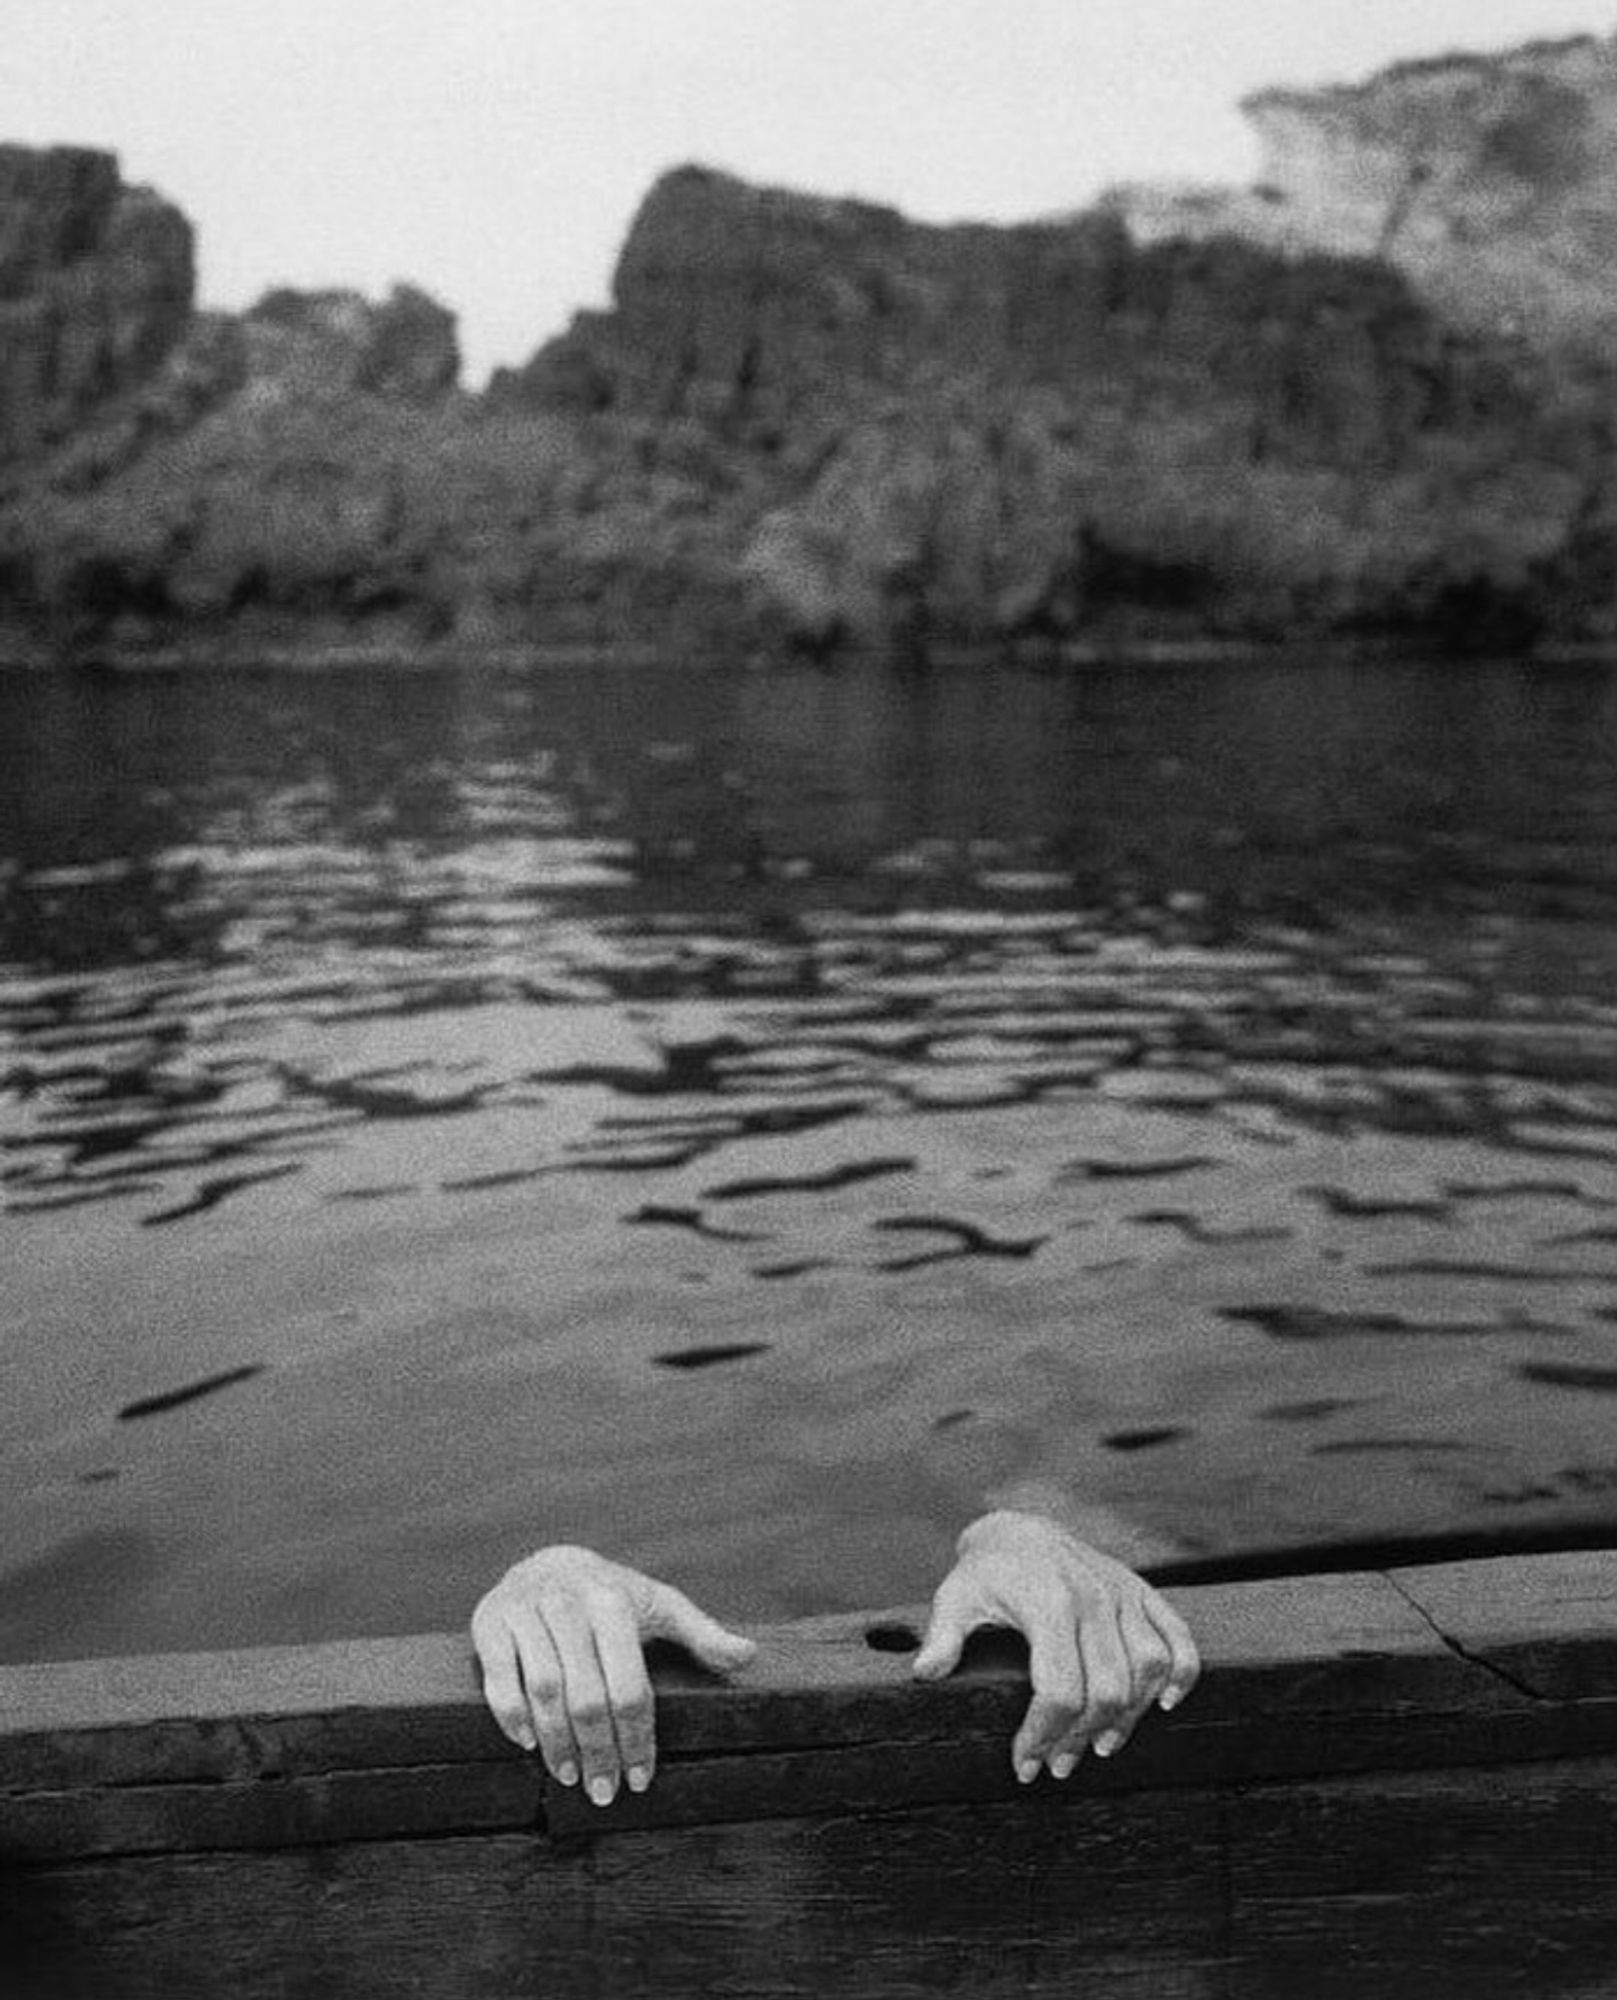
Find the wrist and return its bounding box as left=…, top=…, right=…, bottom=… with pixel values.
left=957, top=1508, right=1066, bottom=1558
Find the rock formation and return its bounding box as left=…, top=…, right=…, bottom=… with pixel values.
left=0, top=146, right=194, bottom=466
left=1104, top=34, right=1617, bottom=355
left=5, top=31, right=1617, bottom=661
left=500, top=163, right=1595, bottom=651
left=243, top=285, right=461, bottom=404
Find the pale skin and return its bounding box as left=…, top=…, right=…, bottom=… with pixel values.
left=471, top=1501, right=1200, bottom=1808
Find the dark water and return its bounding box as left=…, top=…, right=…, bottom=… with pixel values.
left=4, top=654, right=1617, bottom=1660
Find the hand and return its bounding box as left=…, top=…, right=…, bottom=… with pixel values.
left=471, top=1544, right=756, bottom=1806
left=912, top=1510, right=1199, bottom=1782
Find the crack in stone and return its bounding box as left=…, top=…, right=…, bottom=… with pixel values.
left=1382, top=1571, right=1549, bottom=1704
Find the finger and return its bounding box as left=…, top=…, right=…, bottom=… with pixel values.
left=1147, top=1593, right=1201, bottom=1711
left=1075, top=1595, right=1135, bottom=1758
left=471, top=1610, right=538, bottom=1753
left=507, top=1609, right=580, bottom=1785
left=590, top=1591, right=658, bottom=1793
left=646, top=1583, right=758, bottom=1674
left=545, top=1597, right=623, bottom=1808
left=1104, top=1598, right=1173, bottom=1753
left=1043, top=1729, right=1090, bottom=1783
left=1012, top=1608, right=1085, bottom=1781
left=1032, top=1688, right=1096, bottom=1784
left=912, top=1579, right=974, bottom=1683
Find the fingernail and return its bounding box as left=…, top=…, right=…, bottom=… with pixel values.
left=513, top=1724, right=536, bottom=1752
left=1050, top=1753, right=1077, bottom=1781
left=588, top=1776, right=617, bottom=1809
left=556, top=1762, right=579, bottom=1789
left=1159, top=1687, right=1183, bottom=1713
left=1016, top=1759, right=1040, bottom=1786
left=1094, top=1731, right=1124, bottom=1759
left=627, top=1765, right=652, bottom=1795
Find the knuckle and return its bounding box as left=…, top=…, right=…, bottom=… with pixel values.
left=582, top=1582, right=631, bottom=1619
left=480, top=1672, right=521, bottom=1718
left=569, top=1697, right=610, bottom=1734
left=1037, top=1689, right=1083, bottom=1731
left=476, top=1648, right=516, bottom=1691
left=1084, top=1674, right=1131, bottom=1724
left=1165, top=1638, right=1199, bottom=1683
left=614, top=1689, right=653, bottom=1729
left=1162, top=1607, right=1197, bottom=1652
left=471, top=1600, right=517, bottom=1650
left=523, top=1669, right=564, bottom=1708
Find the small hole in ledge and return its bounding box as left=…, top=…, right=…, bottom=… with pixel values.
left=865, top=1622, right=921, bottom=1654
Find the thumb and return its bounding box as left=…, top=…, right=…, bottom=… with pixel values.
left=912, top=1596, right=970, bottom=1682
left=650, top=1584, right=758, bottom=1674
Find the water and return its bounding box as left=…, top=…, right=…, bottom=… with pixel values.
left=3, top=653, right=1617, bottom=1661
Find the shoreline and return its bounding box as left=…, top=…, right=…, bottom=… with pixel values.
left=3, top=634, right=1615, bottom=675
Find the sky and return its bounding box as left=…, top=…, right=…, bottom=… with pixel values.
left=6, top=1, right=1612, bottom=384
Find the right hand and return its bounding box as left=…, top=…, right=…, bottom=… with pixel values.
left=912, top=1510, right=1199, bottom=1781
left=470, top=1544, right=756, bottom=1806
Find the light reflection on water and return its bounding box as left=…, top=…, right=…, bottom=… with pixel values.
left=3, top=656, right=1617, bottom=1659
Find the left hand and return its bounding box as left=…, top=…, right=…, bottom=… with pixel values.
left=911, top=1510, right=1199, bottom=1782
left=471, top=1545, right=756, bottom=1806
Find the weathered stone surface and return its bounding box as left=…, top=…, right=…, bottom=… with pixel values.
left=0, top=145, right=193, bottom=466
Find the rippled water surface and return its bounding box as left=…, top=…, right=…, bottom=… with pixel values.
left=4, top=655, right=1617, bottom=1660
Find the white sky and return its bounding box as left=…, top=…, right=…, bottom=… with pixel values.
left=5, top=1, right=1610, bottom=383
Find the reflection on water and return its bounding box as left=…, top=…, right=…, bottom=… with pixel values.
left=3, top=656, right=1617, bottom=1658
left=6, top=660, right=1617, bottom=1225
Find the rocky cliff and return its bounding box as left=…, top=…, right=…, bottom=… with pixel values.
left=1105, top=34, right=1617, bottom=356
left=497, top=164, right=1594, bottom=651
left=5, top=32, right=1617, bottom=663
left=0, top=146, right=194, bottom=466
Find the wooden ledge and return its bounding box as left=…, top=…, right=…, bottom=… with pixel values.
left=2, top=1550, right=1614, bottom=1862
